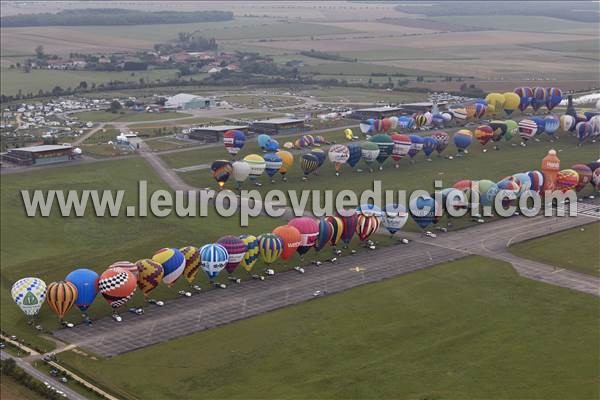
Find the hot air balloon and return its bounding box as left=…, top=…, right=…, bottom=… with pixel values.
left=453, top=129, right=472, bottom=154
left=310, top=148, right=326, bottom=170
left=272, top=225, right=301, bottom=260
left=276, top=150, right=294, bottom=181
left=441, top=188, right=468, bottom=211
left=496, top=176, right=521, bottom=207
left=239, top=234, right=259, bottom=273
left=232, top=160, right=251, bottom=190
left=408, top=134, right=424, bottom=161
left=328, top=144, right=350, bottom=175
left=422, top=136, right=438, bottom=160
left=431, top=131, right=449, bottom=155
left=217, top=236, right=248, bottom=276
left=414, top=114, right=427, bottom=128
left=338, top=211, right=358, bottom=248
left=264, top=152, right=283, bottom=182
left=571, top=164, right=593, bottom=192
left=356, top=213, right=380, bottom=242
left=11, top=277, right=46, bottom=318
left=545, top=88, right=562, bottom=111
left=503, top=120, right=518, bottom=142
left=560, top=114, right=575, bottom=133
left=391, top=133, right=411, bottom=167
left=544, top=115, right=560, bottom=138
left=65, top=269, right=99, bottom=313
left=512, top=173, right=532, bottom=196
left=243, top=154, right=266, bottom=185
left=409, top=195, right=438, bottom=230
left=257, top=233, right=283, bottom=267
left=257, top=134, right=271, bottom=151
left=381, top=204, right=408, bottom=236
left=576, top=122, right=592, bottom=145
left=344, top=128, right=354, bottom=141
left=502, top=92, right=520, bottom=115
left=200, top=243, right=229, bottom=281
left=314, top=218, right=334, bottom=253
left=531, top=87, right=547, bottom=112
left=326, top=215, right=344, bottom=249
left=108, top=261, right=138, bottom=278
left=180, top=246, right=200, bottom=284
left=265, top=138, right=280, bottom=153
left=300, top=153, right=320, bottom=180
left=288, top=217, right=319, bottom=257
left=518, top=119, right=537, bottom=144
left=211, top=160, right=233, bottom=188
left=489, top=121, right=507, bottom=145
left=223, top=130, right=246, bottom=158
left=531, top=116, right=546, bottom=136
left=527, top=170, right=544, bottom=194
left=346, top=142, right=362, bottom=170
left=514, top=87, right=533, bottom=112
left=556, top=169, right=579, bottom=193
left=135, top=259, right=164, bottom=297
left=475, top=125, right=493, bottom=148
left=451, top=108, right=467, bottom=120
left=369, top=134, right=393, bottom=169
left=98, top=268, right=137, bottom=310
left=359, top=120, right=374, bottom=135
left=152, top=248, right=185, bottom=287
left=485, top=92, right=505, bottom=114
left=592, top=167, right=600, bottom=190
left=46, top=281, right=77, bottom=321
left=360, top=141, right=380, bottom=172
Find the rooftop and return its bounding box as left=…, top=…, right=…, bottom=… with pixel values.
left=252, top=117, right=304, bottom=125
left=10, top=144, right=72, bottom=153
left=167, top=93, right=211, bottom=103
left=401, top=101, right=448, bottom=107
left=191, top=125, right=247, bottom=131
left=354, top=106, right=403, bottom=112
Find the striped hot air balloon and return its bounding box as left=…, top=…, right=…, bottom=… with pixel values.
left=556, top=169, right=579, bottom=193
left=135, top=259, right=164, bottom=297
left=356, top=213, right=380, bottom=242
left=453, top=129, right=473, bottom=153
left=326, top=216, right=344, bottom=247
left=152, top=248, right=185, bottom=287
left=200, top=244, right=229, bottom=280
left=108, top=261, right=138, bottom=278
left=338, top=211, right=358, bottom=247
left=217, top=236, right=248, bottom=274
left=545, top=88, right=562, bottom=111
left=239, top=234, right=260, bottom=272
left=514, top=87, right=533, bottom=112
left=391, top=133, right=411, bottom=166
left=531, top=87, right=547, bottom=112
left=300, top=153, right=320, bottom=179
left=272, top=225, right=301, bottom=260
left=180, top=246, right=200, bottom=284
left=518, top=119, right=538, bottom=143
left=257, top=233, right=283, bottom=266
left=46, top=281, right=77, bottom=320
left=571, top=164, right=593, bottom=192
left=314, top=218, right=334, bottom=252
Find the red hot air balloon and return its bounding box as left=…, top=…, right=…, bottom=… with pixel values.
left=556, top=169, right=579, bottom=193
left=356, top=214, right=380, bottom=242
left=571, top=164, right=593, bottom=192
left=98, top=268, right=137, bottom=310
left=217, top=235, right=248, bottom=274
left=272, top=225, right=301, bottom=260
left=475, top=125, right=494, bottom=147
left=288, top=217, right=319, bottom=257
left=108, top=261, right=138, bottom=278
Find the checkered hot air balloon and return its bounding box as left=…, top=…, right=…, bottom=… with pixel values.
left=217, top=236, right=248, bottom=274
left=98, top=268, right=137, bottom=309
left=136, top=259, right=164, bottom=297
left=180, top=246, right=200, bottom=284
left=200, top=243, right=229, bottom=280
left=46, top=281, right=77, bottom=320
left=11, top=277, right=47, bottom=317
left=152, top=248, right=185, bottom=287
left=239, top=234, right=260, bottom=272
left=431, top=131, right=449, bottom=155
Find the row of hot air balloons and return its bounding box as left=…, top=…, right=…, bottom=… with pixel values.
left=359, top=111, right=454, bottom=134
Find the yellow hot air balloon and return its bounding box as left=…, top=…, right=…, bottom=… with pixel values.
left=180, top=246, right=200, bottom=284
left=502, top=92, right=520, bottom=116
left=46, top=281, right=77, bottom=321
left=276, top=150, right=294, bottom=181
left=344, top=128, right=354, bottom=141
left=485, top=93, right=505, bottom=115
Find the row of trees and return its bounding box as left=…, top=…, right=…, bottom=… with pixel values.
left=1, top=358, right=62, bottom=399
left=1, top=8, right=233, bottom=27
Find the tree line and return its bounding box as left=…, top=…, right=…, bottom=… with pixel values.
left=1, top=8, right=233, bottom=27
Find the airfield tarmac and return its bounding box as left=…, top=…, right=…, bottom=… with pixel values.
left=55, top=201, right=599, bottom=357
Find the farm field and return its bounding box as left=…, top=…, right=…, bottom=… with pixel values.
left=74, top=110, right=191, bottom=123
left=0, top=375, right=45, bottom=400
left=510, top=222, right=600, bottom=277
left=58, top=256, right=600, bottom=400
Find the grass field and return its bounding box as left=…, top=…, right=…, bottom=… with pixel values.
left=0, top=158, right=283, bottom=352
left=58, top=256, right=600, bottom=400
left=0, top=375, right=45, bottom=400
left=430, top=15, right=599, bottom=33
left=510, top=222, right=600, bottom=277
left=74, top=111, right=190, bottom=123
left=0, top=68, right=182, bottom=96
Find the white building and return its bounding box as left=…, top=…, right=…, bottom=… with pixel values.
left=164, top=93, right=215, bottom=110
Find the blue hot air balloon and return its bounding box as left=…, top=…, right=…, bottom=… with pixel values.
left=65, top=268, right=99, bottom=312
left=265, top=138, right=280, bottom=152
left=382, top=204, right=408, bottom=235
left=264, top=152, right=283, bottom=179
left=257, top=134, right=271, bottom=150
left=531, top=116, right=546, bottom=136
left=408, top=135, right=424, bottom=159
left=422, top=136, right=438, bottom=160
left=409, top=195, right=438, bottom=230
left=200, top=243, right=229, bottom=281
left=346, top=143, right=362, bottom=168
left=544, top=116, right=560, bottom=137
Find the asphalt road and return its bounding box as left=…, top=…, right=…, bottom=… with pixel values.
left=54, top=204, right=598, bottom=357
left=0, top=351, right=86, bottom=400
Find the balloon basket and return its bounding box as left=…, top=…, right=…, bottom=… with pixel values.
left=482, top=149, right=487, bottom=153
left=271, top=179, right=276, bottom=184
left=111, top=313, right=122, bottom=323
left=148, top=298, right=165, bottom=306
left=312, top=260, right=322, bottom=266
left=426, top=158, right=432, bottom=162
left=228, top=277, right=242, bottom=284
left=329, top=257, right=338, bottom=263
left=395, top=164, right=400, bottom=169
left=293, top=266, right=305, bottom=274
left=213, top=282, right=227, bottom=289
left=282, top=176, right=288, bottom=182
left=192, top=285, right=202, bottom=293
left=335, top=172, right=340, bottom=176
left=252, top=274, right=266, bottom=281
left=378, top=166, right=383, bottom=171
left=302, top=176, right=308, bottom=181
left=254, top=182, right=263, bottom=187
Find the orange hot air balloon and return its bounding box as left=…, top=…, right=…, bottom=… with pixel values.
left=272, top=225, right=301, bottom=260
left=541, top=149, right=560, bottom=193
left=556, top=169, right=579, bottom=193
left=46, top=281, right=78, bottom=321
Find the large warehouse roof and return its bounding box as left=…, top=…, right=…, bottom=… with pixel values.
left=11, top=144, right=72, bottom=153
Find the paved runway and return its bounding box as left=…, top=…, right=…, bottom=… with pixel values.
left=54, top=201, right=599, bottom=357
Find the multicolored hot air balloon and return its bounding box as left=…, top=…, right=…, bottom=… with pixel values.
left=211, top=160, right=233, bottom=188
left=475, top=125, right=494, bottom=148
left=264, top=152, right=283, bottom=182
left=223, top=130, right=246, bottom=157
left=360, top=141, right=380, bottom=172
left=528, top=170, right=544, bottom=194
left=489, top=121, right=507, bottom=144
left=276, top=150, right=294, bottom=181
left=239, top=234, right=259, bottom=273
left=391, top=133, right=411, bottom=167
left=422, top=136, right=438, bottom=160
left=544, top=115, right=560, bottom=137
left=338, top=211, right=358, bottom=247
left=431, top=131, right=449, bottom=155
left=45, top=281, right=77, bottom=321
left=531, top=87, right=547, bottom=112
left=108, top=261, right=138, bottom=278
left=12, top=277, right=46, bottom=317
left=556, top=169, right=579, bottom=193
left=571, top=164, right=593, bottom=192
left=180, top=246, right=200, bottom=284
left=288, top=217, right=319, bottom=257
left=414, top=114, right=427, bottom=128
left=453, top=129, right=473, bottom=154
left=326, top=215, right=344, bottom=248
left=314, top=218, right=334, bottom=253
left=135, top=259, right=164, bottom=297
left=328, top=144, right=350, bottom=175
left=152, top=248, right=185, bottom=287
left=66, top=269, right=99, bottom=313
left=301, top=152, right=320, bottom=180
left=356, top=213, right=380, bottom=242
left=518, top=119, right=537, bottom=144
left=369, top=134, right=394, bottom=169
left=514, top=87, right=533, bottom=112
left=98, top=268, right=137, bottom=309
left=243, top=154, right=266, bottom=184
left=272, top=225, right=301, bottom=260
left=200, top=243, right=229, bottom=281
left=545, top=88, right=562, bottom=111
left=258, top=233, right=283, bottom=267
left=560, top=114, right=576, bottom=133
left=576, top=122, right=592, bottom=145
left=217, top=236, right=248, bottom=274
left=381, top=204, right=408, bottom=236
left=408, top=135, right=424, bottom=160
